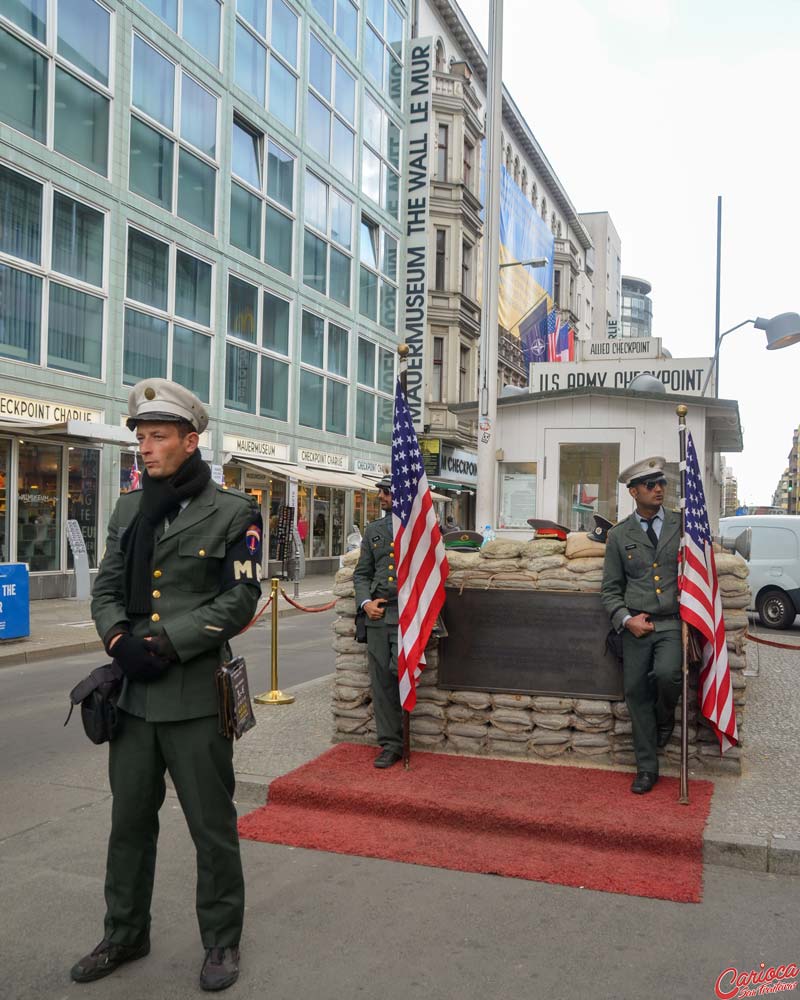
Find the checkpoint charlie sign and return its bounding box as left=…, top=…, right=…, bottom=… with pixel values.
left=529, top=356, right=714, bottom=396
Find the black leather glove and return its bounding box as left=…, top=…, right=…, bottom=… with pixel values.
left=112, top=634, right=172, bottom=683
left=148, top=634, right=179, bottom=662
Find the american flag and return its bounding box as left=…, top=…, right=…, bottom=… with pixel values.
left=391, top=379, right=449, bottom=711
left=678, top=431, right=738, bottom=752
left=129, top=452, right=141, bottom=491
left=546, top=308, right=560, bottom=362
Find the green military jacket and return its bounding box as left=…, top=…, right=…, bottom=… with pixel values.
left=601, top=507, right=682, bottom=633
left=92, top=480, right=261, bottom=722
left=353, top=513, right=399, bottom=628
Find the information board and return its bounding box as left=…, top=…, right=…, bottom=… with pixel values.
left=0, top=563, right=30, bottom=640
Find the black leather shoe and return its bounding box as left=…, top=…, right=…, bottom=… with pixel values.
left=70, top=936, right=150, bottom=983
left=631, top=771, right=658, bottom=794
left=374, top=749, right=402, bottom=769
left=200, top=947, right=240, bottom=992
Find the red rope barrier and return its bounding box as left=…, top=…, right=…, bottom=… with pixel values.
left=744, top=630, right=800, bottom=651
left=279, top=588, right=338, bottom=613
left=239, top=595, right=273, bottom=632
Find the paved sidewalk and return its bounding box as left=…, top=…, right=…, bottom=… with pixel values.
left=233, top=623, right=800, bottom=880
left=0, top=572, right=336, bottom=668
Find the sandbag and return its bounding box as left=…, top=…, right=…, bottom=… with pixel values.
left=565, top=557, right=606, bottom=574
left=526, top=554, right=567, bottom=573
left=565, top=532, right=603, bottom=560
left=521, top=539, right=566, bottom=558
left=714, top=553, right=749, bottom=579
left=480, top=539, right=523, bottom=560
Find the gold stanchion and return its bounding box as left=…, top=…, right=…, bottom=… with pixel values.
left=255, top=577, right=295, bottom=705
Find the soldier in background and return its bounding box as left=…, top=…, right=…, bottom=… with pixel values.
left=353, top=475, right=402, bottom=768
left=71, top=379, right=261, bottom=991
left=601, top=457, right=682, bottom=795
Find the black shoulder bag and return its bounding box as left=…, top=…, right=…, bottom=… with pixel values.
left=64, top=662, right=125, bottom=745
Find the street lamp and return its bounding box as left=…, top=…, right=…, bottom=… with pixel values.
left=499, top=257, right=549, bottom=269
left=701, top=312, right=800, bottom=396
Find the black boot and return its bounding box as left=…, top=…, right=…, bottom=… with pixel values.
left=200, top=947, right=240, bottom=992
left=70, top=936, right=150, bottom=983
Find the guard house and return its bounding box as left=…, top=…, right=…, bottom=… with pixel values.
left=452, top=386, right=742, bottom=536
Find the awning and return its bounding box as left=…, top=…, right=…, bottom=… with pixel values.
left=0, top=418, right=137, bottom=446
left=430, top=480, right=476, bottom=495
left=234, top=457, right=376, bottom=491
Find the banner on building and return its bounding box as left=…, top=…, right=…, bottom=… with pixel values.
left=498, top=166, right=555, bottom=339
left=400, top=37, right=433, bottom=432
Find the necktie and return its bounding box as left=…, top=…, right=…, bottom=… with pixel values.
left=643, top=517, right=659, bottom=549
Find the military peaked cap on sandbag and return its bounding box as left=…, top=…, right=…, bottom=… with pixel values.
left=443, top=529, right=483, bottom=551
left=587, top=514, right=615, bottom=544
left=527, top=518, right=570, bottom=541
left=126, top=378, right=209, bottom=433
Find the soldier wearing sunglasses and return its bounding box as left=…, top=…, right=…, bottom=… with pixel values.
left=601, top=457, right=682, bottom=794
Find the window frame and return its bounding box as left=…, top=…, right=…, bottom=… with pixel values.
left=355, top=335, right=394, bottom=443
left=0, top=0, right=114, bottom=176
left=305, top=29, right=357, bottom=181
left=122, top=222, right=214, bottom=398
left=139, top=0, right=223, bottom=68
left=0, top=159, right=109, bottom=381
left=360, top=91, right=401, bottom=219
left=298, top=307, right=350, bottom=436
left=358, top=212, right=397, bottom=332
left=129, top=32, right=220, bottom=234
left=302, top=168, right=353, bottom=307
left=233, top=0, right=300, bottom=131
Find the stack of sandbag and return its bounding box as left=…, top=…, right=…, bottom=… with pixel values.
left=571, top=699, right=614, bottom=758
left=331, top=550, right=373, bottom=741
left=529, top=696, right=574, bottom=759
left=444, top=691, right=491, bottom=753
left=487, top=694, right=534, bottom=755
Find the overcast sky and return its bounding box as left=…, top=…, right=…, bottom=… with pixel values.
left=455, top=0, right=800, bottom=506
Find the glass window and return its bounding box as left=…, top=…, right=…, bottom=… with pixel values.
left=335, top=62, right=355, bottom=121
left=181, top=76, right=217, bottom=157
left=376, top=396, right=393, bottom=445
left=139, top=0, right=177, bottom=29
left=17, top=442, right=61, bottom=572
left=361, top=147, right=380, bottom=203
left=260, top=355, right=288, bottom=419
left=235, top=24, right=266, bottom=103
left=133, top=37, right=175, bottom=129
left=52, top=192, right=104, bottom=286
left=0, top=439, right=9, bottom=561
left=382, top=233, right=397, bottom=280
left=311, top=485, right=330, bottom=556
left=331, top=191, right=352, bottom=249
left=127, top=229, right=168, bottom=310
left=183, top=0, right=220, bottom=64
left=327, top=323, right=347, bottom=376
left=54, top=69, right=109, bottom=175
left=557, top=443, right=620, bottom=530
left=331, top=488, right=345, bottom=556
left=237, top=0, right=265, bottom=34
left=228, top=275, right=258, bottom=343
left=365, top=25, right=382, bottom=83
left=175, top=251, right=211, bottom=326
left=0, top=264, right=41, bottom=363
left=173, top=324, right=211, bottom=400
left=304, top=171, right=327, bottom=231
left=366, top=0, right=382, bottom=29
left=359, top=266, right=377, bottom=320
left=271, top=0, right=297, bottom=66
left=129, top=117, right=174, bottom=210
left=331, top=118, right=354, bottom=181
left=230, top=183, right=261, bottom=257
left=363, top=94, right=382, bottom=150
left=306, top=92, right=330, bottom=158
left=309, top=34, right=331, bottom=101
left=263, top=290, right=289, bottom=353
left=47, top=282, right=103, bottom=377
left=0, top=29, right=48, bottom=142
left=378, top=347, right=393, bottom=391
left=311, top=0, right=332, bottom=24
left=303, top=230, right=327, bottom=293
left=301, top=310, right=324, bottom=367
left=336, top=0, right=356, bottom=53
left=123, top=307, right=168, bottom=383
left=379, top=279, right=395, bottom=330
left=225, top=342, right=257, bottom=411
left=67, top=447, right=99, bottom=567
left=299, top=369, right=323, bottom=428
left=0, top=165, right=42, bottom=263
left=2, top=0, right=46, bottom=40
left=356, top=388, right=374, bottom=440
left=269, top=54, right=296, bottom=128
left=267, top=141, right=293, bottom=207
left=57, top=0, right=109, bottom=84
left=232, top=120, right=261, bottom=188
left=265, top=205, right=292, bottom=273
left=329, top=247, right=350, bottom=305
left=499, top=462, right=538, bottom=530
left=358, top=338, right=375, bottom=385
left=177, top=148, right=215, bottom=233
left=386, top=1, right=402, bottom=54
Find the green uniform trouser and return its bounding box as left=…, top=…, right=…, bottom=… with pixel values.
left=104, top=710, right=244, bottom=948
left=622, top=629, right=682, bottom=774
left=366, top=625, right=402, bottom=754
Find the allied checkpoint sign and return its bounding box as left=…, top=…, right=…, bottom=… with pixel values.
left=528, top=356, right=715, bottom=396
left=0, top=563, right=30, bottom=640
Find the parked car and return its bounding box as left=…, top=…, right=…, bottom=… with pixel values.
left=720, top=515, right=800, bottom=629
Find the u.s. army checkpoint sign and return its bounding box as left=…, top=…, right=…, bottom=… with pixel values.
left=528, top=356, right=714, bottom=396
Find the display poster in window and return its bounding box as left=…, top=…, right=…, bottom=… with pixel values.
left=420, top=438, right=441, bottom=478
left=499, top=469, right=537, bottom=529
left=275, top=504, right=293, bottom=562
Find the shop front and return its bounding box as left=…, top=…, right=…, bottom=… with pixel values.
left=429, top=444, right=478, bottom=530
left=0, top=390, right=137, bottom=598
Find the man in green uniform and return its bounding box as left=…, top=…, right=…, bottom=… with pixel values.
left=71, top=379, right=261, bottom=991
left=353, top=474, right=402, bottom=769
left=601, top=457, right=682, bottom=794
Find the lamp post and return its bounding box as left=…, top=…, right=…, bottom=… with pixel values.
left=701, top=312, right=800, bottom=397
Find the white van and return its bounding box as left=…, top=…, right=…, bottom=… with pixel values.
left=719, top=515, right=800, bottom=629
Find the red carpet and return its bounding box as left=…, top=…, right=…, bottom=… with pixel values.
left=239, top=743, right=714, bottom=903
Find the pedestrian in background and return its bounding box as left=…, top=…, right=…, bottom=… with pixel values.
left=71, top=379, right=262, bottom=991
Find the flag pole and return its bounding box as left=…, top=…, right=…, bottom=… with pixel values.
left=398, top=342, right=411, bottom=769
left=676, top=403, right=690, bottom=805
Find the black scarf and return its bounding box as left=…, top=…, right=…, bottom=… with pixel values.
left=122, top=450, right=211, bottom=615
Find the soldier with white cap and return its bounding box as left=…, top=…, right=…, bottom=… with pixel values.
left=71, top=379, right=261, bottom=991
left=601, top=456, right=682, bottom=794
